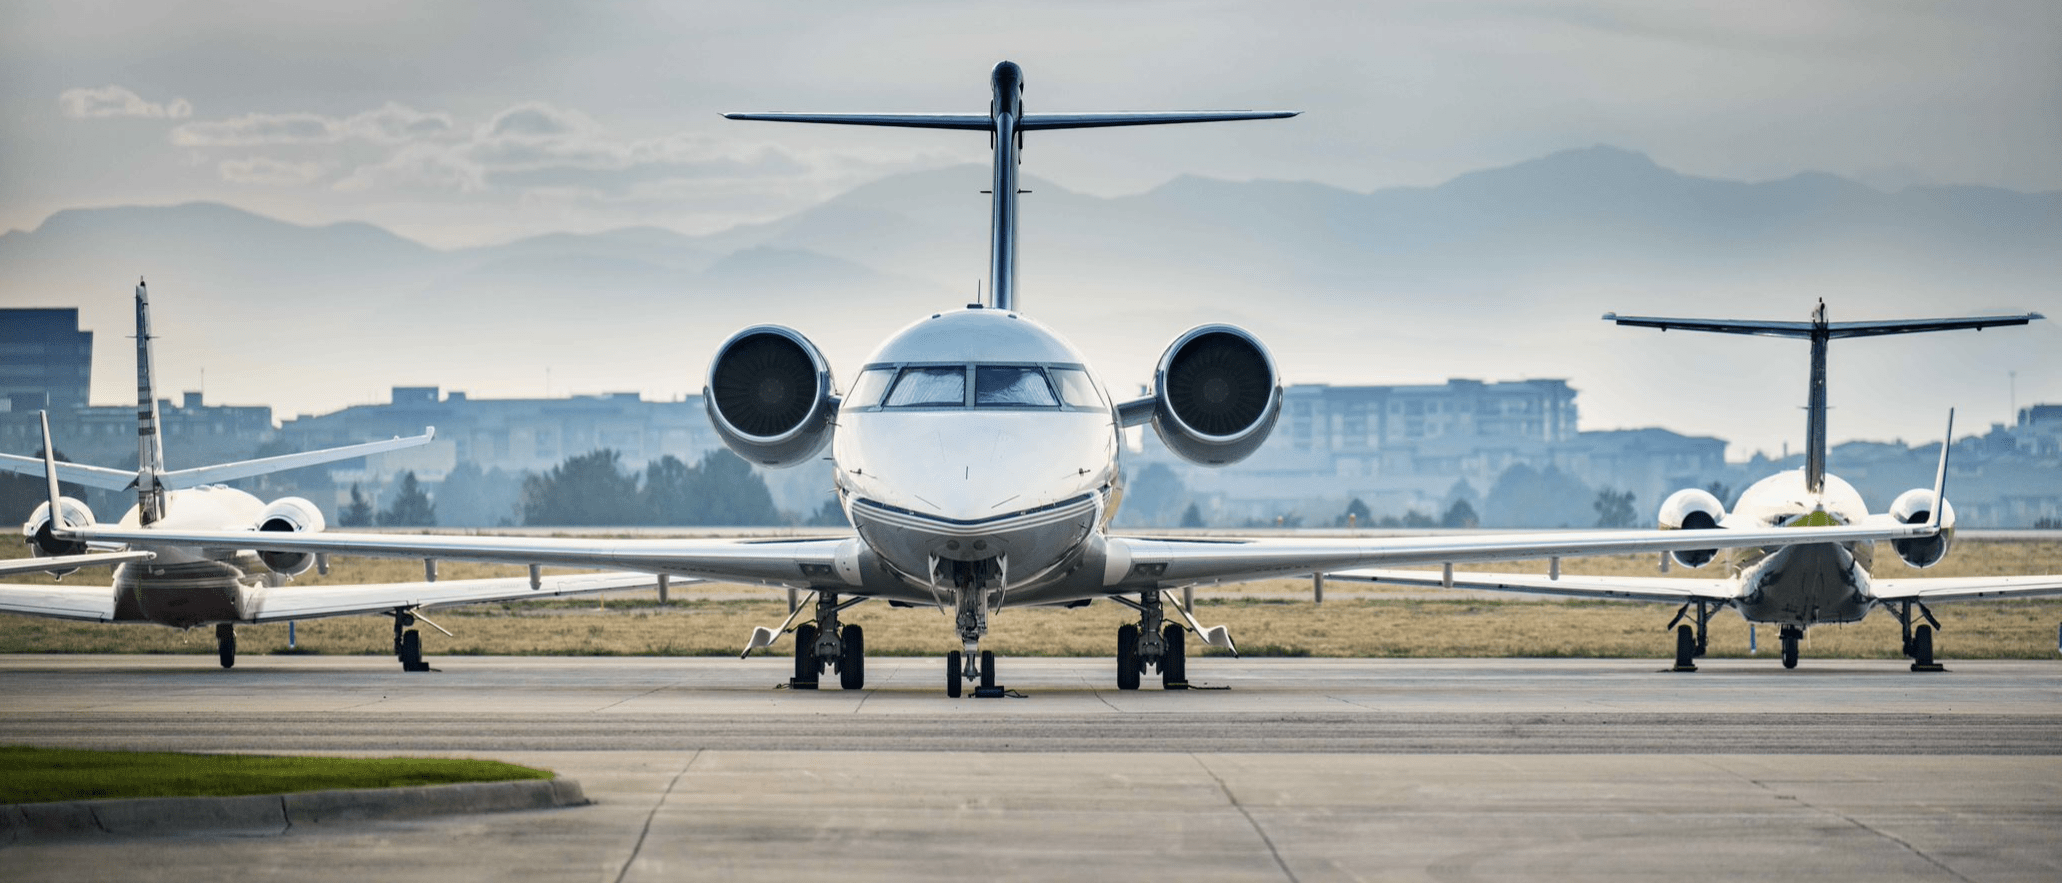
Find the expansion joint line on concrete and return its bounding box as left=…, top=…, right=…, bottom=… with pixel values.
left=1192, top=754, right=1300, bottom=883
left=615, top=749, right=702, bottom=883
left=1697, top=758, right=1976, bottom=883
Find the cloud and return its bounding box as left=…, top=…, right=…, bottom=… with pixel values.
left=59, top=85, right=193, bottom=119
left=172, top=102, right=453, bottom=147
left=218, top=156, right=329, bottom=186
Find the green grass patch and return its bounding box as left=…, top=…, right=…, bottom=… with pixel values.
left=0, top=746, right=551, bottom=804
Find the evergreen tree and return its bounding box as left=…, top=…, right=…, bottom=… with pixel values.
left=1592, top=487, right=1637, bottom=528
left=691, top=450, right=783, bottom=526
left=1179, top=502, right=1206, bottom=528
left=1440, top=498, right=1479, bottom=528
left=379, top=471, right=437, bottom=527
left=1339, top=497, right=1372, bottom=527
left=522, top=449, right=640, bottom=526
left=340, top=483, right=375, bottom=527
left=1484, top=463, right=1594, bottom=528
left=640, top=455, right=703, bottom=525
left=806, top=498, right=848, bottom=527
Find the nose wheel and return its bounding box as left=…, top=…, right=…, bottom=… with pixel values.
left=1779, top=625, right=1802, bottom=670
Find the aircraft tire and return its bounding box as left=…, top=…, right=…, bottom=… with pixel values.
left=1116, top=624, right=1140, bottom=690
left=1780, top=627, right=1800, bottom=670
left=979, top=650, right=996, bottom=690
left=946, top=650, right=963, bottom=698
left=217, top=624, right=236, bottom=670
left=793, top=623, right=818, bottom=685
left=840, top=624, right=864, bottom=690
left=1673, top=625, right=1697, bottom=671
left=398, top=629, right=422, bottom=666
left=1162, top=624, right=1186, bottom=688
left=1912, top=624, right=1935, bottom=667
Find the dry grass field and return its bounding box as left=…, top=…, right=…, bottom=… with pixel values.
left=3, top=536, right=2058, bottom=660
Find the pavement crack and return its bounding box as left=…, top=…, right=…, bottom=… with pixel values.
left=1192, top=754, right=1299, bottom=883
left=614, top=749, right=700, bottom=883
left=593, top=683, right=675, bottom=713
left=1695, top=758, right=1975, bottom=883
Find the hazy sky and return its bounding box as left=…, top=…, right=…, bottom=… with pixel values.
left=3, top=1, right=2057, bottom=247
left=2, top=1, right=2057, bottom=460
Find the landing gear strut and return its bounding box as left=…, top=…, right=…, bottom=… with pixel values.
left=1667, top=600, right=1717, bottom=672
left=393, top=609, right=430, bottom=672
left=216, top=622, right=236, bottom=669
left=1891, top=600, right=1944, bottom=672
left=791, top=592, right=871, bottom=690
left=940, top=561, right=1006, bottom=697
left=1778, top=625, right=1802, bottom=670
left=1112, top=591, right=1188, bottom=690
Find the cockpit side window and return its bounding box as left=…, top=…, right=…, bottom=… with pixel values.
left=843, top=368, right=895, bottom=410
left=975, top=366, right=1059, bottom=407
left=1047, top=368, right=1104, bottom=408
left=884, top=366, right=967, bottom=407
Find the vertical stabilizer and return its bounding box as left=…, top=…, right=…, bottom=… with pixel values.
left=724, top=62, right=1296, bottom=316
left=1603, top=303, right=2042, bottom=498
left=134, top=279, right=166, bottom=524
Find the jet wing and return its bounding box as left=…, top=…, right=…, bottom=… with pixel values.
left=0, top=583, right=117, bottom=622
left=238, top=572, right=685, bottom=623
left=57, top=526, right=853, bottom=590
left=1325, top=568, right=1737, bottom=603
left=1868, top=575, right=2062, bottom=604
left=0, top=551, right=153, bottom=578
left=1104, top=522, right=1938, bottom=589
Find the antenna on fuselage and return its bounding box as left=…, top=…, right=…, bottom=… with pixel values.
left=723, top=61, right=1298, bottom=314
left=1602, top=303, right=2044, bottom=495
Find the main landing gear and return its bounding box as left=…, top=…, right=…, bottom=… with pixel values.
left=1889, top=599, right=1945, bottom=672
left=789, top=592, right=870, bottom=691
left=1666, top=601, right=1719, bottom=672
left=216, top=622, right=236, bottom=669
left=1112, top=590, right=1188, bottom=690
left=392, top=608, right=431, bottom=672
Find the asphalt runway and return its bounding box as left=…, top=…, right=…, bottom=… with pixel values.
left=4, top=655, right=2060, bottom=882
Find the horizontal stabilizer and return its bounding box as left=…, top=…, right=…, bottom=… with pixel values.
left=721, top=110, right=1299, bottom=132
left=0, top=551, right=153, bottom=579
left=1602, top=313, right=2043, bottom=340
left=155, top=429, right=437, bottom=490
left=1020, top=111, right=1298, bottom=130
left=0, top=455, right=134, bottom=490
left=721, top=113, right=991, bottom=129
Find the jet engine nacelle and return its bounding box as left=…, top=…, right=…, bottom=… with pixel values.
left=1887, top=487, right=1956, bottom=568
left=22, top=497, right=96, bottom=565
left=1149, top=325, right=1282, bottom=466
left=255, top=496, right=326, bottom=576
left=1657, top=487, right=1726, bottom=568
left=705, top=325, right=838, bottom=468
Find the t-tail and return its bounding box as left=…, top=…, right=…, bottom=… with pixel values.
left=133, top=278, right=168, bottom=523
left=725, top=60, right=1297, bottom=313
left=0, top=280, right=439, bottom=508
left=1603, top=300, right=2043, bottom=494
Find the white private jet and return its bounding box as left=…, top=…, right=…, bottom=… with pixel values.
left=43, top=62, right=1950, bottom=694
left=1, top=281, right=665, bottom=669
left=1332, top=302, right=2060, bottom=671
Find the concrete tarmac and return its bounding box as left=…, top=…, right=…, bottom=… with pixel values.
left=2, top=655, right=2058, bottom=882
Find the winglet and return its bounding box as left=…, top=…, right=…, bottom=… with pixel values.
left=39, top=411, right=66, bottom=534
left=1928, top=408, right=1953, bottom=531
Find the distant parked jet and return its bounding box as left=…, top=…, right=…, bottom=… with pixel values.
left=1334, top=302, right=2060, bottom=670
left=1, top=281, right=662, bottom=669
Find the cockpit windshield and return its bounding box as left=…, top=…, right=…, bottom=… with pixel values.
left=847, top=363, right=1105, bottom=411
left=975, top=366, right=1058, bottom=406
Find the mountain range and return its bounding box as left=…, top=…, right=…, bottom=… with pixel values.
left=3, top=145, right=2056, bottom=456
